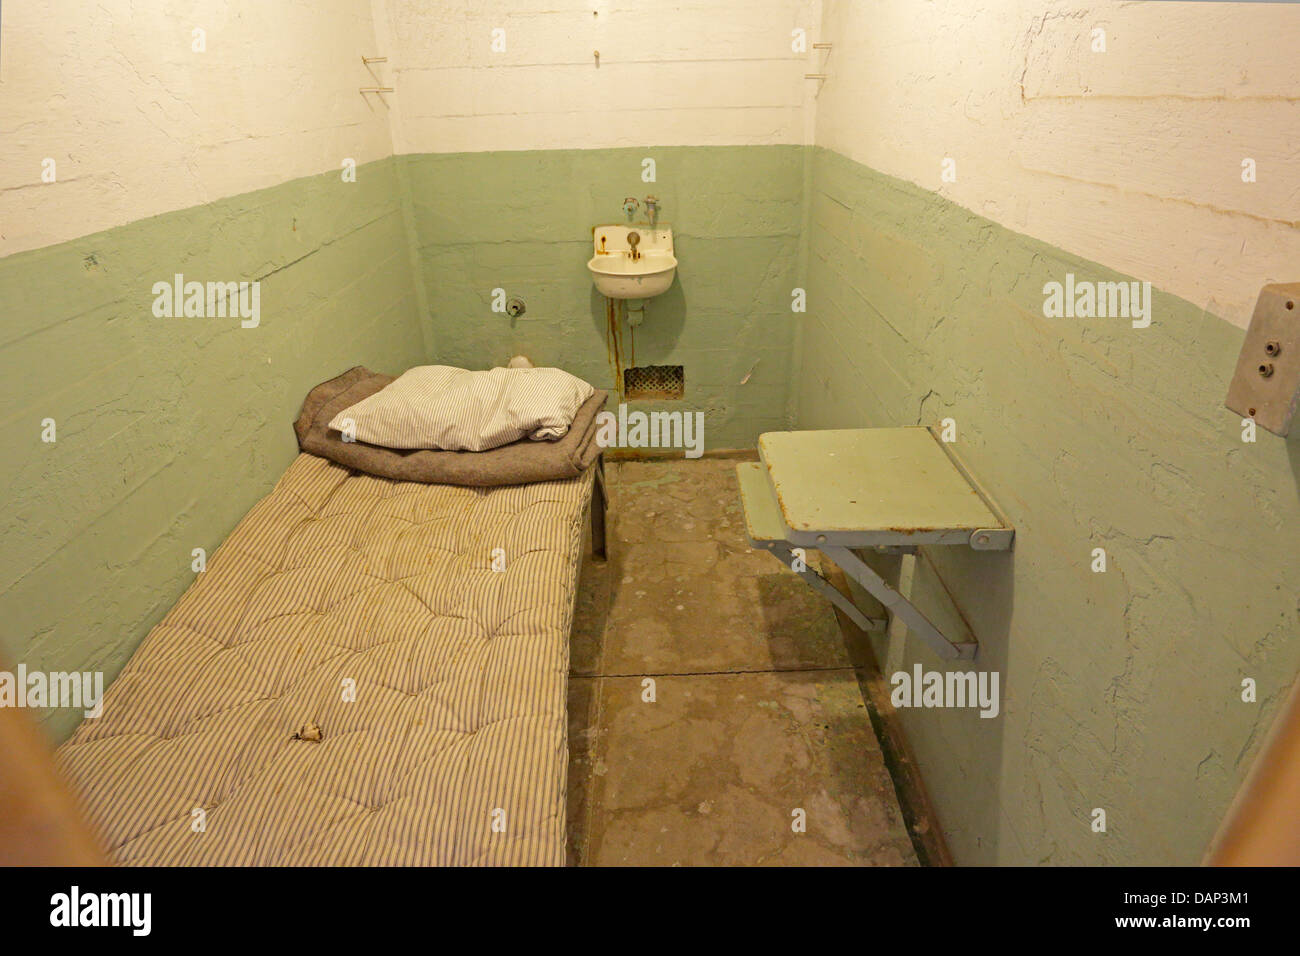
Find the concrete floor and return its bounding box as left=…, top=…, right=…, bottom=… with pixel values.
left=566, top=457, right=918, bottom=866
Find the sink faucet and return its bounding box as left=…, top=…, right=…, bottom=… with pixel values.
left=644, top=196, right=660, bottom=228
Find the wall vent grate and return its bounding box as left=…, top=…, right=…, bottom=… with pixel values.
left=623, top=365, right=684, bottom=400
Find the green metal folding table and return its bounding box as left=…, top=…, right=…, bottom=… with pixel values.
left=737, top=427, right=1014, bottom=660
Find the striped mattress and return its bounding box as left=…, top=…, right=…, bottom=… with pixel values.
left=57, top=453, right=593, bottom=866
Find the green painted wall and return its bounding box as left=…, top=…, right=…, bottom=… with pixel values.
left=398, top=146, right=805, bottom=449
left=0, top=157, right=427, bottom=741
left=796, top=146, right=1300, bottom=865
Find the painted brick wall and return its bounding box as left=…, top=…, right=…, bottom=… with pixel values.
left=1, top=3, right=427, bottom=740
left=371, top=0, right=821, bottom=153
left=0, top=159, right=427, bottom=741
left=796, top=0, right=1300, bottom=865
left=813, top=0, right=1300, bottom=330
left=1, top=0, right=394, bottom=258
left=797, top=149, right=1300, bottom=866
left=372, top=0, right=822, bottom=447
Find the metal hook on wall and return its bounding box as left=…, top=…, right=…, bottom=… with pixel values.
left=361, top=55, right=390, bottom=94
left=806, top=41, right=832, bottom=80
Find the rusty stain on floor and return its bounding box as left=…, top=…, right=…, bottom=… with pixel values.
left=567, top=457, right=918, bottom=866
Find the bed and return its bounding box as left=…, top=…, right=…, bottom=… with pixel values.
left=56, top=443, right=605, bottom=866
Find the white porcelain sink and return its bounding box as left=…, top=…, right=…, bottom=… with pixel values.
left=588, top=225, right=676, bottom=299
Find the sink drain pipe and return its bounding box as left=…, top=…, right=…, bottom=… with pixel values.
left=626, top=298, right=646, bottom=327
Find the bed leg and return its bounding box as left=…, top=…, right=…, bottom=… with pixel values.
left=591, top=454, right=608, bottom=561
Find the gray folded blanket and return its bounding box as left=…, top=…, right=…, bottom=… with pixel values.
left=294, top=366, right=607, bottom=486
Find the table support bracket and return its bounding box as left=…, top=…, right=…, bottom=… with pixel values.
left=763, top=541, right=886, bottom=633
left=820, top=545, right=978, bottom=661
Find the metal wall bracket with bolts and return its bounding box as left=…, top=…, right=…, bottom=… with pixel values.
left=1225, top=282, right=1300, bottom=436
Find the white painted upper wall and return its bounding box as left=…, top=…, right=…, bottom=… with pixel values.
left=0, top=0, right=394, bottom=258
left=6, top=0, right=1295, bottom=329
left=371, top=0, right=820, bottom=154
left=814, top=0, right=1300, bottom=329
